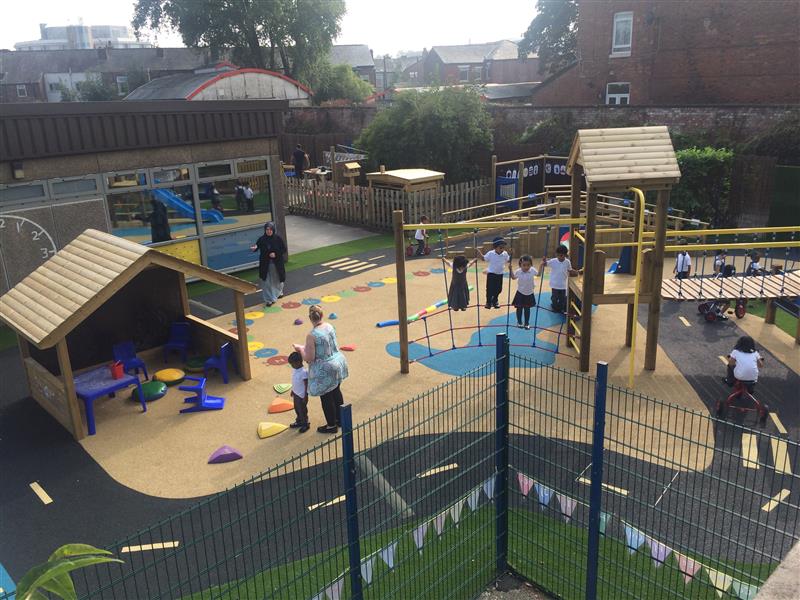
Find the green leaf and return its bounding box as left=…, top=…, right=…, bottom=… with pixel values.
left=40, top=572, right=77, bottom=600
left=17, top=551, right=122, bottom=600
left=48, top=544, right=112, bottom=561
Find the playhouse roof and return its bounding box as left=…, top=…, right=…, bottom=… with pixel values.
left=366, top=169, right=445, bottom=185
left=0, top=229, right=257, bottom=349
left=567, top=126, right=680, bottom=192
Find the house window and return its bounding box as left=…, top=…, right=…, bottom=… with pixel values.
left=16, top=84, right=27, bottom=98
left=612, top=12, right=633, bottom=55
left=116, top=75, right=129, bottom=96
left=458, top=65, right=470, bottom=82
left=606, top=82, right=630, bottom=105
left=408, top=71, right=418, bottom=80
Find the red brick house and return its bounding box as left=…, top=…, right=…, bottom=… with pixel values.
left=422, top=41, right=539, bottom=85
left=530, top=0, right=800, bottom=106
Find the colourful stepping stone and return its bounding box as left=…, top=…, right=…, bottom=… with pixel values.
left=338, top=289, right=356, bottom=298
left=328, top=313, right=338, bottom=320
left=367, top=281, right=385, bottom=287
left=153, top=368, right=185, bottom=386
left=381, top=277, right=398, bottom=284
left=413, top=271, right=431, bottom=277
left=294, top=318, right=304, bottom=325
left=245, top=311, right=265, bottom=319
left=321, top=295, right=341, bottom=303
left=341, top=345, right=356, bottom=352
left=301, top=298, right=322, bottom=305
left=429, top=268, right=445, bottom=274
left=228, top=327, right=248, bottom=334
left=208, top=445, right=243, bottom=464
left=266, top=355, right=289, bottom=366
left=248, top=341, right=264, bottom=352
left=268, top=398, right=294, bottom=414
left=282, top=301, right=302, bottom=309
left=254, top=348, right=279, bottom=358
left=263, top=305, right=282, bottom=313
left=257, top=422, right=288, bottom=439
left=131, top=380, right=167, bottom=402
left=231, top=319, right=254, bottom=326
left=184, top=357, right=208, bottom=373
left=273, top=383, right=292, bottom=394
left=353, top=286, right=371, bottom=292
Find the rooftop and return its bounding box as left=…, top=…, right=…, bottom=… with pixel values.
left=430, top=40, right=523, bottom=64
left=329, top=44, right=374, bottom=68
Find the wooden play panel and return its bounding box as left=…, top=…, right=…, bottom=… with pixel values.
left=661, top=271, right=800, bottom=301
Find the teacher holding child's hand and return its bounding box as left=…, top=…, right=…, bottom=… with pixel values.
left=293, top=305, right=349, bottom=434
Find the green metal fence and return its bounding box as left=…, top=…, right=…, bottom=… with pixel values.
left=8, top=335, right=797, bottom=599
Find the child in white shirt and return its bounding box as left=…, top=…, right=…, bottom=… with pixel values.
left=478, top=237, right=510, bottom=309
left=541, top=245, right=579, bottom=314
left=509, top=254, right=538, bottom=329
left=288, top=351, right=310, bottom=433
left=725, top=336, right=764, bottom=392
left=414, top=216, right=429, bottom=256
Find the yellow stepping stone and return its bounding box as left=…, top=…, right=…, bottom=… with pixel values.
left=381, top=277, right=397, bottom=284
left=321, top=295, right=341, bottom=303
left=248, top=341, right=264, bottom=352
left=245, top=311, right=265, bottom=319
left=258, top=422, right=288, bottom=439
left=153, top=368, right=185, bottom=386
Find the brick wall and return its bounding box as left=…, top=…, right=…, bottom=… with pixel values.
left=486, top=58, right=541, bottom=84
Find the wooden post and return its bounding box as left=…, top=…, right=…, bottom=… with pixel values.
left=569, top=164, right=583, bottom=261
left=233, top=291, right=252, bottom=380
left=764, top=299, right=776, bottom=324
left=367, top=180, right=375, bottom=227
left=56, top=338, right=84, bottom=440
left=491, top=154, right=497, bottom=215
left=579, top=192, right=598, bottom=372
left=517, top=161, right=525, bottom=210
left=330, top=145, right=337, bottom=187
left=631, top=195, right=643, bottom=271
left=644, top=190, right=669, bottom=371
left=178, top=272, right=190, bottom=315
left=393, top=211, right=409, bottom=373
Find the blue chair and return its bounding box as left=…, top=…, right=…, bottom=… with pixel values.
left=178, top=376, right=225, bottom=413
left=112, top=341, right=148, bottom=380
left=163, top=322, right=191, bottom=363
left=204, top=342, right=232, bottom=384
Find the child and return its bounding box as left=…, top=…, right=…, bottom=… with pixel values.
left=509, top=254, right=538, bottom=329
left=288, top=351, right=310, bottom=433
left=414, top=216, right=430, bottom=256
left=442, top=255, right=477, bottom=311
left=674, top=249, right=692, bottom=279
left=747, top=252, right=765, bottom=276
left=724, top=336, right=764, bottom=392
left=541, top=245, right=579, bottom=314
left=478, top=237, right=510, bottom=309
left=713, top=251, right=727, bottom=275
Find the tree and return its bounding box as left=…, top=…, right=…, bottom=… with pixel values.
left=304, top=60, right=373, bottom=104
left=76, top=76, right=116, bottom=101
left=519, top=0, right=578, bottom=75
left=356, top=87, right=492, bottom=183
left=16, top=544, right=121, bottom=600
left=671, top=147, right=734, bottom=226
left=132, top=0, right=345, bottom=80
left=54, top=82, right=79, bottom=102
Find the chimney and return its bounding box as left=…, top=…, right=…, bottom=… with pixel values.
left=39, top=23, right=48, bottom=39
left=97, top=47, right=107, bottom=60
left=379, top=165, right=386, bottom=174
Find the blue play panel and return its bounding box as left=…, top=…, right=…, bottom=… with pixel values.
left=0, top=561, right=15, bottom=599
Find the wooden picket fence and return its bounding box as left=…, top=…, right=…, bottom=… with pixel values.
left=283, top=178, right=491, bottom=230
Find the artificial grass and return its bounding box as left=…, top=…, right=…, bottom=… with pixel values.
left=0, top=325, right=17, bottom=352
left=745, top=299, right=797, bottom=339
left=187, top=234, right=394, bottom=298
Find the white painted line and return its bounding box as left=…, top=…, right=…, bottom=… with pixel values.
left=313, top=269, right=332, bottom=276
left=188, top=299, right=223, bottom=316
left=346, top=263, right=378, bottom=273
left=368, top=255, right=386, bottom=261
left=718, top=355, right=729, bottom=365
left=770, top=413, right=788, bottom=435
left=307, top=495, right=346, bottom=511
left=321, top=257, right=353, bottom=267
left=678, top=316, right=691, bottom=327
left=120, top=541, right=180, bottom=553
left=29, top=482, right=53, bottom=505
left=340, top=261, right=368, bottom=270
left=653, top=472, right=680, bottom=507
left=577, top=477, right=629, bottom=496
left=741, top=434, right=759, bottom=469
left=332, top=259, right=362, bottom=269
left=417, top=463, right=459, bottom=478
left=761, top=489, right=790, bottom=513
left=770, top=439, right=793, bottom=475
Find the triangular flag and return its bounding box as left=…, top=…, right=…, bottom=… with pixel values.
left=534, top=483, right=553, bottom=508
left=434, top=511, right=448, bottom=536
left=517, top=472, right=534, bottom=498
left=599, top=512, right=610, bottom=535
left=324, top=575, right=344, bottom=600
left=675, top=552, right=701, bottom=583
left=467, top=487, right=481, bottom=511
left=705, top=567, right=733, bottom=598
left=360, top=555, right=376, bottom=585
left=623, top=523, right=646, bottom=554
left=555, top=493, right=577, bottom=522
left=483, top=475, right=496, bottom=501
left=730, top=579, right=759, bottom=600
left=645, top=537, right=672, bottom=567
left=449, top=499, right=463, bottom=528
left=413, top=522, right=429, bottom=554
left=378, top=541, right=398, bottom=570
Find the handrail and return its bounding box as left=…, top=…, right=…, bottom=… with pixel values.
left=495, top=154, right=569, bottom=167
left=441, top=192, right=547, bottom=217
left=465, top=202, right=557, bottom=223
left=644, top=226, right=800, bottom=238
left=402, top=217, right=586, bottom=231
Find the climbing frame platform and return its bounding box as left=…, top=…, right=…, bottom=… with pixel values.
left=661, top=271, right=800, bottom=301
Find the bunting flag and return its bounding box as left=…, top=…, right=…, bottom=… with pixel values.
left=599, top=512, right=610, bottom=536
left=517, top=472, right=534, bottom=498
left=645, top=537, right=672, bottom=567
left=730, top=579, right=759, bottom=600
left=705, top=567, right=734, bottom=598
left=623, top=523, right=646, bottom=554
left=449, top=499, right=463, bottom=528
left=534, top=483, right=553, bottom=508
left=324, top=575, right=344, bottom=600
left=360, top=555, right=376, bottom=585
left=467, top=487, right=482, bottom=512
left=555, top=493, right=577, bottom=522
left=378, top=541, right=398, bottom=570
left=413, top=522, right=430, bottom=554
left=483, top=475, right=496, bottom=501
left=433, top=511, right=448, bottom=536
left=674, top=552, right=701, bottom=583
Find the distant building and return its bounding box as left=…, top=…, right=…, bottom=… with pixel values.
left=328, top=44, right=376, bottom=86
left=125, top=64, right=312, bottom=106
left=421, top=41, right=539, bottom=85
left=529, top=0, right=800, bottom=106
left=14, top=23, right=152, bottom=51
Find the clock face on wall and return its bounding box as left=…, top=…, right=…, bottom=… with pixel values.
left=0, top=213, right=58, bottom=291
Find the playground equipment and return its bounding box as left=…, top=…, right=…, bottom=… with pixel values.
left=179, top=376, right=225, bottom=413
left=717, top=380, right=769, bottom=425
left=151, top=188, right=224, bottom=224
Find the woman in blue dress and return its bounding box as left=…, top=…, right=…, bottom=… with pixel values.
left=293, top=304, right=349, bottom=433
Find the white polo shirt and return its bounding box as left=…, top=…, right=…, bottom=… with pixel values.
left=415, top=228, right=426, bottom=241
left=546, top=257, right=572, bottom=290
left=291, top=366, right=308, bottom=397
left=675, top=252, right=691, bottom=273
left=483, top=250, right=509, bottom=274
left=730, top=349, right=762, bottom=382
left=514, top=268, right=538, bottom=295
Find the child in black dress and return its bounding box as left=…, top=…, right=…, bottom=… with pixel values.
left=443, top=255, right=477, bottom=310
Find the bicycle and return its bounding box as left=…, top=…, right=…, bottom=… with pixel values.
left=716, top=379, right=769, bottom=425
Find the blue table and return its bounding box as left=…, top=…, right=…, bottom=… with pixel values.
left=74, top=366, right=145, bottom=436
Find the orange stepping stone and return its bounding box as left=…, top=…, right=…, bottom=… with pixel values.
left=341, top=345, right=356, bottom=351
left=268, top=398, right=294, bottom=413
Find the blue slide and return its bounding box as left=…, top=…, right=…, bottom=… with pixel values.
left=151, top=188, right=224, bottom=223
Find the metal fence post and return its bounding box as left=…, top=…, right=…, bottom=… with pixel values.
left=340, top=404, right=363, bottom=600
left=585, top=361, right=609, bottom=600
left=495, top=333, right=510, bottom=573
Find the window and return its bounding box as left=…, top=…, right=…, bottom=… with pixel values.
left=606, top=82, right=630, bottom=105
left=408, top=70, right=418, bottom=80
left=612, top=12, right=633, bottom=55
left=458, top=65, right=470, bottom=82
left=16, top=84, right=27, bottom=98
left=116, top=75, right=129, bottom=96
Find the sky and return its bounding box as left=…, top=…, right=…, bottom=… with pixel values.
left=0, top=0, right=537, bottom=56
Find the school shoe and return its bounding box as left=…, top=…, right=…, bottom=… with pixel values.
left=299, top=423, right=310, bottom=433
left=485, top=303, right=492, bottom=309
left=317, top=425, right=338, bottom=434
left=289, top=420, right=302, bottom=428
left=524, top=325, right=530, bottom=330
left=493, top=303, right=500, bottom=309
left=517, top=323, right=523, bottom=328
